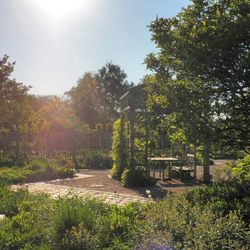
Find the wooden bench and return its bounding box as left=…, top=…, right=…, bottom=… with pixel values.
left=172, top=165, right=194, bottom=179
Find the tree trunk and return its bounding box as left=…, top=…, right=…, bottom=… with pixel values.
left=203, top=141, right=210, bottom=183
left=193, top=145, right=197, bottom=182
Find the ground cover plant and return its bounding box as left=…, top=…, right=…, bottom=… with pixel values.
left=0, top=159, right=75, bottom=185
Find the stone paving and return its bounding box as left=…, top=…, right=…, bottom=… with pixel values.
left=11, top=176, right=148, bottom=205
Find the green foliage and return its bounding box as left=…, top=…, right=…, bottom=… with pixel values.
left=232, top=154, right=250, bottom=183
left=0, top=159, right=75, bottom=185
left=0, top=187, right=54, bottom=250
left=0, top=55, right=31, bottom=132
left=121, top=168, right=155, bottom=187
left=145, top=0, right=250, bottom=182
left=185, top=180, right=250, bottom=224
left=98, top=202, right=147, bottom=249
left=0, top=186, right=31, bottom=217
left=76, top=150, right=112, bottom=169
left=0, top=179, right=249, bottom=250
left=0, top=155, right=15, bottom=167
left=53, top=196, right=98, bottom=249
left=60, top=224, right=98, bottom=250
left=66, top=63, right=133, bottom=126
left=111, top=117, right=128, bottom=179
left=145, top=195, right=248, bottom=250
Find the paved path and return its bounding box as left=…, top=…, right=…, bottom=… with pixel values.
left=11, top=181, right=147, bottom=205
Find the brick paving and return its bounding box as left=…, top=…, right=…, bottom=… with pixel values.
left=11, top=180, right=148, bottom=205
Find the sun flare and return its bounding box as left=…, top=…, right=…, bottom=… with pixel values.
left=35, top=0, right=85, bottom=20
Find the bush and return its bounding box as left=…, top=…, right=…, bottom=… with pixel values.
left=0, top=155, right=15, bottom=167
left=0, top=159, right=75, bottom=185
left=0, top=183, right=249, bottom=250
left=121, top=168, right=156, bottom=187
left=76, top=151, right=112, bottom=169
left=53, top=196, right=97, bottom=249
left=0, top=187, right=54, bottom=250
left=145, top=195, right=249, bottom=250
left=61, top=224, right=98, bottom=250
left=185, top=180, right=250, bottom=223
left=232, top=153, right=250, bottom=183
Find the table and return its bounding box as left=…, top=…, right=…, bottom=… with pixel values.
left=148, top=157, right=179, bottom=180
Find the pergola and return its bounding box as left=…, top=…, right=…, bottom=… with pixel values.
left=120, top=84, right=198, bottom=181
left=120, top=84, right=149, bottom=172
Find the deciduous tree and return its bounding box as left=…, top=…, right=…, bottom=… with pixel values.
left=146, top=0, right=250, bottom=182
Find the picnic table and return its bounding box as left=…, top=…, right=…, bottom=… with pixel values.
left=148, top=157, right=180, bottom=180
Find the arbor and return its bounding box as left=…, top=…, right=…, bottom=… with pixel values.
left=146, top=0, right=250, bottom=182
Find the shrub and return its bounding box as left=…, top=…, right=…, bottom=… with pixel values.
left=145, top=195, right=249, bottom=250
left=98, top=202, right=147, bottom=249
left=121, top=168, right=156, bottom=187
left=0, top=183, right=249, bottom=250
left=77, top=150, right=112, bottom=169
left=0, top=159, right=75, bottom=185
left=53, top=196, right=98, bottom=249
left=232, top=153, right=250, bottom=183
left=0, top=187, right=54, bottom=250
left=185, top=180, right=250, bottom=223
left=0, top=155, right=15, bottom=167
left=0, top=167, right=31, bottom=185
left=0, top=186, right=31, bottom=217
left=61, top=224, right=98, bottom=250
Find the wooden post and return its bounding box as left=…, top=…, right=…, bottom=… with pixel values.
left=203, top=144, right=210, bottom=183
left=194, top=145, right=197, bottom=183
left=128, top=108, right=135, bottom=170
left=145, top=110, right=149, bottom=176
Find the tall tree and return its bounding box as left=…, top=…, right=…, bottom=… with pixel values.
left=66, top=72, right=102, bottom=127
left=97, top=62, right=133, bottom=122
left=146, top=0, right=250, bottom=182
left=66, top=63, right=133, bottom=126
left=0, top=55, right=30, bottom=131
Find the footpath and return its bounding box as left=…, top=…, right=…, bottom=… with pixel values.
left=11, top=174, right=147, bottom=205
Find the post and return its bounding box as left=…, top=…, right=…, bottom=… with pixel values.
left=128, top=108, right=136, bottom=170
left=145, top=110, right=149, bottom=176
left=203, top=140, right=210, bottom=183
left=194, top=145, right=197, bottom=183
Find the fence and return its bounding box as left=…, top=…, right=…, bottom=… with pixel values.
left=0, top=129, right=112, bottom=161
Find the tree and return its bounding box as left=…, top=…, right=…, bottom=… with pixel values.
left=0, top=55, right=31, bottom=131
left=97, top=62, right=133, bottom=122
left=66, top=63, right=133, bottom=126
left=146, top=0, right=250, bottom=182
left=66, top=72, right=102, bottom=127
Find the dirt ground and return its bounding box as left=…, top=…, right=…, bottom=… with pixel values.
left=51, top=160, right=230, bottom=199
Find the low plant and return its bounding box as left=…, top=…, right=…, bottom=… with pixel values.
left=145, top=195, right=249, bottom=250
left=76, top=150, right=112, bottom=169
left=232, top=153, right=250, bottom=183
left=121, top=168, right=156, bottom=187
left=0, top=159, right=75, bottom=185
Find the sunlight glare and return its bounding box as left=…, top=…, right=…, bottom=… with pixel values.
left=35, top=0, right=86, bottom=21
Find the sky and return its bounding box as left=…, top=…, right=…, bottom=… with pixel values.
left=0, top=0, right=190, bottom=96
